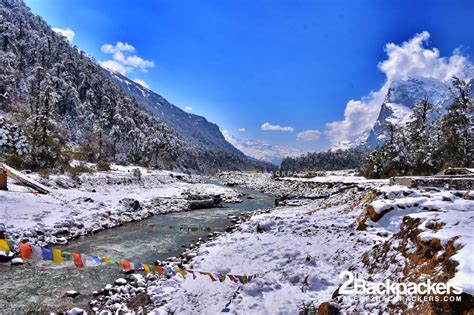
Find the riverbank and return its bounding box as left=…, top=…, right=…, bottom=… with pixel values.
left=143, top=172, right=473, bottom=314
left=0, top=166, right=274, bottom=313
left=0, top=164, right=242, bottom=247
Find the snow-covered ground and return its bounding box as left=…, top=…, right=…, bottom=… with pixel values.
left=142, top=173, right=473, bottom=314
left=149, top=186, right=372, bottom=314
left=1, top=169, right=473, bottom=313
left=0, top=163, right=241, bottom=246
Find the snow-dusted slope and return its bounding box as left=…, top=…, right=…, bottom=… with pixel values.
left=364, top=76, right=451, bottom=147
left=103, top=70, right=245, bottom=158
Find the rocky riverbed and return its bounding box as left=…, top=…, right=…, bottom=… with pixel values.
left=1, top=169, right=473, bottom=314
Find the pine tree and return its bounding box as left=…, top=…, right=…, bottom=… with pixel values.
left=440, top=77, right=473, bottom=168
left=406, top=98, right=439, bottom=174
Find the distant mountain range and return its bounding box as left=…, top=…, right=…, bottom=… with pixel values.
left=222, top=130, right=303, bottom=165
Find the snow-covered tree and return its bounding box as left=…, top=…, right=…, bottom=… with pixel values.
left=440, top=77, right=473, bottom=168
left=405, top=98, right=440, bottom=173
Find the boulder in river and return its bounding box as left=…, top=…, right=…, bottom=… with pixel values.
left=64, top=290, right=80, bottom=298
left=11, top=258, right=24, bottom=266
left=115, top=278, right=128, bottom=285
left=187, top=199, right=216, bottom=210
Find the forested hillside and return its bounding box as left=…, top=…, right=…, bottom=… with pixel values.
left=280, top=148, right=370, bottom=173
left=0, top=0, right=258, bottom=173
left=104, top=69, right=245, bottom=158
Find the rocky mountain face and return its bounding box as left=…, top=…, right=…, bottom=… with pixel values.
left=0, top=0, right=255, bottom=173
left=364, top=76, right=453, bottom=148
left=104, top=70, right=245, bottom=158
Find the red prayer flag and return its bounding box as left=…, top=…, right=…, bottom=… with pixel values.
left=228, top=275, right=238, bottom=283
left=19, top=243, right=32, bottom=259
left=72, top=252, right=84, bottom=268
left=208, top=273, right=217, bottom=282
left=120, top=259, right=131, bottom=270
left=155, top=265, right=164, bottom=276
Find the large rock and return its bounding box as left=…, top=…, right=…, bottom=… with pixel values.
left=317, top=302, right=340, bottom=315
left=127, top=292, right=150, bottom=310
left=187, top=199, right=217, bottom=210
left=365, top=204, right=394, bottom=222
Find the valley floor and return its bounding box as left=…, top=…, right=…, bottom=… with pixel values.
left=148, top=173, right=474, bottom=314
left=1, top=169, right=473, bottom=314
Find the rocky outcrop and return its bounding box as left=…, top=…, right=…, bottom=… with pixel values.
left=358, top=216, right=474, bottom=314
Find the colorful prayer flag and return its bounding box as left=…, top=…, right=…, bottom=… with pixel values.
left=101, top=257, right=111, bottom=264
left=62, top=251, right=72, bottom=260
left=19, top=243, right=32, bottom=259
left=236, top=275, right=247, bottom=284
left=92, top=256, right=103, bottom=264
left=155, top=264, right=165, bottom=276
left=200, top=272, right=217, bottom=282
left=166, top=266, right=177, bottom=276
left=31, top=245, right=43, bottom=260
left=53, top=248, right=63, bottom=264
left=72, top=252, right=84, bottom=268
left=42, top=247, right=53, bottom=261
left=175, top=268, right=187, bottom=277
left=0, top=239, right=10, bottom=252
left=228, top=275, right=238, bottom=283
left=120, top=259, right=131, bottom=270
left=142, top=263, right=151, bottom=274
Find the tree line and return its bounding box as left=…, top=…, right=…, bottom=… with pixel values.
left=280, top=77, right=473, bottom=178
left=366, top=77, right=473, bottom=178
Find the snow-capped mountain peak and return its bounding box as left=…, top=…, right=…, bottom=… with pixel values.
left=363, top=76, right=452, bottom=147
left=222, top=130, right=303, bottom=165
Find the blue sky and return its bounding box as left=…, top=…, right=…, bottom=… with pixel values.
left=25, top=0, right=474, bottom=153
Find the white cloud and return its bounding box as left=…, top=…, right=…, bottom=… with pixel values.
left=184, top=106, right=193, bottom=112
left=238, top=128, right=246, bottom=132
left=101, top=41, right=135, bottom=53
left=261, top=122, right=294, bottom=132
left=100, top=41, right=154, bottom=75
left=132, top=78, right=149, bottom=89
left=52, top=27, right=75, bottom=42
left=325, top=31, right=474, bottom=148
left=297, top=129, right=321, bottom=142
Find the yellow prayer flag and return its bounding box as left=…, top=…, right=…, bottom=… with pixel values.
left=175, top=268, right=187, bottom=277
left=142, top=263, right=151, bottom=274
left=101, top=257, right=111, bottom=263
left=53, top=248, right=63, bottom=264
left=0, top=239, right=10, bottom=252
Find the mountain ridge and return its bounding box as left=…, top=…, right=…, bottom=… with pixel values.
left=335, top=75, right=472, bottom=150
left=0, top=0, right=257, bottom=173
left=102, top=69, right=245, bottom=158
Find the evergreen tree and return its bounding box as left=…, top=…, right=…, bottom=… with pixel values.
left=406, top=98, right=439, bottom=174
left=439, top=77, right=473, bottom=168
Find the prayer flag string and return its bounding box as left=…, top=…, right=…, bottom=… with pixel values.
left=5, top=242, right=254, bottom=285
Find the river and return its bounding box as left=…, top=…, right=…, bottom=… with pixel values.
left=0, top=187, right=274, bottom=313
